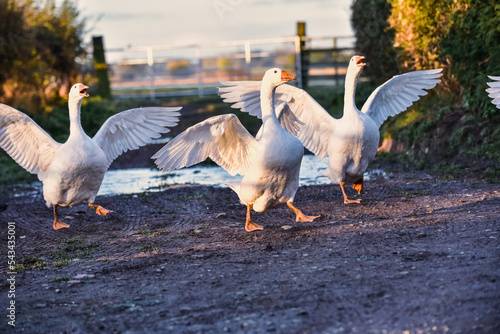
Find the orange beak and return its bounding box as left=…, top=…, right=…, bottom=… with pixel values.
left=79, top=84, right=89, bottom=97
left=355, top=56, right=366, bottom=68
left=281, top=70, right=297, bottom=82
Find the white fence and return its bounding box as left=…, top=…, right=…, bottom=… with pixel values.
left=105, top=35, right=355, bottom=100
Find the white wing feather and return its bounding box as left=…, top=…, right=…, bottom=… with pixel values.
left=277, top=103, right=304, bottom=137
left=93, top=107, right=181, bottom=167
left=0, top=104, right=60, bottom=175
left=153, top=114, right=256, bottom=176
left=486, top=75, right=500, bottom=109
left=219, top=82, right=334, bottom=159
left=361, top=69, right=443, bottom=128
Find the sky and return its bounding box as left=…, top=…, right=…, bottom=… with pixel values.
left=78, top=0, right=354, bottom=51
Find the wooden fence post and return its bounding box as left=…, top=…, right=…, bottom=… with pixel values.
left=296, top=22, right=308, bottom=89
left=92, top=36, right=111, bottom=99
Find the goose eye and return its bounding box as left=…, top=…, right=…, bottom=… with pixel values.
left=274, top=70, right=277, bottom=73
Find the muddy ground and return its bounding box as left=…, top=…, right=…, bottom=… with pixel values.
left=0, top=167, right=499, bottom=334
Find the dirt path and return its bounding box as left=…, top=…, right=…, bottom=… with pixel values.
left=1, top=171, right=499, bottom=333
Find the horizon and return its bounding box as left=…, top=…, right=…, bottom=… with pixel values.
left=79, top=0, right=354, bottom=52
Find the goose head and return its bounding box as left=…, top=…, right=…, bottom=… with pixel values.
left=262, top=68, right=296, bottom=88
left=69, top=83, right=89, bottom=103
left=347, top=55, right=366, bottom=75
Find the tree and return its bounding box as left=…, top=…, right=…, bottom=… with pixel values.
left=0, top=0, right=30, bottom=98
left=351, top=0, right=399, bottom=85
left=0, top=0, right=86, bottom=109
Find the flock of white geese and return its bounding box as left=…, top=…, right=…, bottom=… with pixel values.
left=1, top=56, right=499, bottom=232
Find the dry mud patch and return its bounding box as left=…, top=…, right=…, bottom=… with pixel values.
left=0, top=172, right=499, bottom=333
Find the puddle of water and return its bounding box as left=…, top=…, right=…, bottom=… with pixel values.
left=97, top=155, right=386, bottom=197
left=98, top=155, right=331, bottom=196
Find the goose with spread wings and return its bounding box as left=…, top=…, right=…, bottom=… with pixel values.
left=219, top=56, right=442, bottom=203
left=153, top=68, right=319, bottom=232
left=0, top=83, right=181, bottom=229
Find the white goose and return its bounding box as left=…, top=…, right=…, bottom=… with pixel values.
left=219, top=56, right=442, bottom=203
left=0, top=84, right=181, bottom=229
left=153, top=68, right=319, bottom=232
left=486, top=75, right=500, bottom=109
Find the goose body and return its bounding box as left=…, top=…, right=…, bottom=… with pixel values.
left=154, top=68, right=318, bottom=231
left=40, top=130, right=107, bottom=207
left=0, top=83, right=181, bottom=229
left=219, top=56, right=442, bottom=203
left=326, top=108, right=379, bottom=187
left=228, top=113, right=304, bottom=213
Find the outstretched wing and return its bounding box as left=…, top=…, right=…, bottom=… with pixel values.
left=153, top=114, right=256, bottom=176
left=486, top=75, right=500, bottom=109
left=93, top=107, right=181, bottom=167
left=277, top=103, right=304, bottom=137
left=0, top=104, right=60, bottom=175
left=218, top=82, right=335, bottom=159
left=361, top=69, right=443, bottom=128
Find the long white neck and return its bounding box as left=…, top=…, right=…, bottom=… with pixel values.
left=256, top=82, right=281, bottom=140
left=68, top=98, right=85, bottom=138
left=343, top=67, right=362, bottom=115
left=260, top=82, right=279, bottom=123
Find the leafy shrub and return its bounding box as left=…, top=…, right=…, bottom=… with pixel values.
left=440, top=0, right=500, bottom=116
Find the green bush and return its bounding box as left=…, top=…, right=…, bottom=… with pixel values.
left=440, top=0, right=500, bottom=116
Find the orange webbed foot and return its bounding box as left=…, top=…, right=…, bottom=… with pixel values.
left=340, top=182, right=362, bottom=204
left=287, top=202, right=320, bottom=223
left=295, top=212, right=320, bottom=223
left=96, top=206, right=113, bottom=216
left=244, top=203, right=263, bottom=232
left=88, top=203, right=113, bottom=216
left=53, top=219, right=70, bottom=230
left=344, top=198, right=362, bottom=204
left=53, top=205, right=70, bottom=230
left=245, top=220, right=264, bottom=232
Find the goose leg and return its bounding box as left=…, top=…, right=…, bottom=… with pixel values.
left=88, top=203, right=113, bottom=216
left=245, top=203, right=263, bottom=232
left=340, top=182, right=361, bottom=204
left=287, top=201, right=320, bottom=222
left=352, top=177, right=363, bottom=194
left=53, top=205, right=70, bottom=230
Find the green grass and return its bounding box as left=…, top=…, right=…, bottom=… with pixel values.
left=51, top=242, right=100, bottom=261
left=152, top=230, right=170, bottom=236
left=60, top=236, right=84, bottom=244
left=150, top=209, right=175, bottom=215
left=133, top=229, right=151, bottom=235
left=53, top=259, right=69, bottom=268
left=19, top=255, right=39, bottom=266
left=137, top=243, right=155, bottom=251
left=49, top=275, right=70, bottom=283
